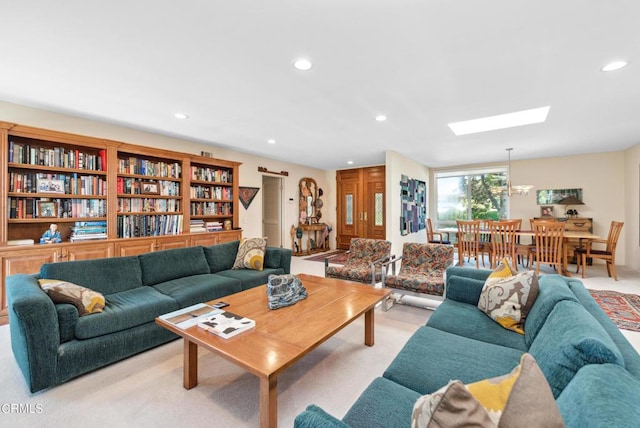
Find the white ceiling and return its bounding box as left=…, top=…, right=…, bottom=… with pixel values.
left=1, top=1, right=638, bottom=170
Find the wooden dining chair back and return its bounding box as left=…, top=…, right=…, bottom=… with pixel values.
left=456, top=220, right=484, bottom=268
left=489, top=220, right=520, bottom=271
left=575, top=221, right=624, bottom=280
left=530, top=220, right=565, bottom=275
left=426, top=218, right=450, bottom=244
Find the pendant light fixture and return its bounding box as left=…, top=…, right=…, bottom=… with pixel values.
left=505, top=148, right=533, bottom=196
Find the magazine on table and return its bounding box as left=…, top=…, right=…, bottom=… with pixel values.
left=159, top=303, right=223, bottom=329
left=197, top=311, right=256, bottom=339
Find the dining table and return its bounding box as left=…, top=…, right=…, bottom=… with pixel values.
left=437, top=227, right=600, bottom=276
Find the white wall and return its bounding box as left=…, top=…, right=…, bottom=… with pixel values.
left=624, top=143, right=640, bottom=271
left=385, top=150, right=430, bottom=257
left=0, top=100, right=334, bottom=250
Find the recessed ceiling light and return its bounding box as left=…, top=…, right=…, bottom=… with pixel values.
left=173, top=113, right=189, bottom=119
left=448, top=106, right=551, bottom=136
left=347, top=161, right=354, bottom=165
left=375, top=115, right=387, bottom=122
left=293, top=58, right=313, bottom=71
left=602, top=60, right=628, bottom=72
left=267, top=139, right=276, bottom=144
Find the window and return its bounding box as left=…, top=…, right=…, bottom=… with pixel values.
left=435, top=167, right=508, bottom=228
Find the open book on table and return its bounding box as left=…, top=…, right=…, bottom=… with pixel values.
left=197, top=311, right=256, bottom=339
left=159, top=303, right=223, bottom=329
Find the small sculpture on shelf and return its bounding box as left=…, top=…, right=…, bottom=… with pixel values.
left=40, top=223, right=62, bottom=244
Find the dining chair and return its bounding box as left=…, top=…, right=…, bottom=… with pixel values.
left=456, top=220, right=485, bottom=268
left=478, top=220, right=493, bottom=266
left=575, top=221, right=624, bottom=280
left=425, top=218, right=451, bottom=244
left=488, top=219, right=520, bottom=271
left=529, top=220, right=565, bottom=275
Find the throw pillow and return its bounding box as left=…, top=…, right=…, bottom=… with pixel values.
left=477, top=270, right=539, bottom=334
left=38, top=279, right=105, bottom=316
left=411, top=354, right=563, bottom=428
left=232, top=237, right=267, bottom=270
left=485, top=258, right=516, bottom=286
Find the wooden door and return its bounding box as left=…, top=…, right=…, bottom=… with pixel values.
left=336, top=166, right=385, bottom=249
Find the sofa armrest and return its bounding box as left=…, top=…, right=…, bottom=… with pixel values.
left=445, top=267, right=491, bottom=305
left=265, top=247, right=292, bottom=274
left=7, top=273, right=60, bottom=393
left=294, top=405, right=351, bottom=428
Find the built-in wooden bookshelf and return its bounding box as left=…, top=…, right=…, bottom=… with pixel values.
left=0, top=122, right=242, bottom=323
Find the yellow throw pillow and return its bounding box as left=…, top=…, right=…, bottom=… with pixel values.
left=485, top=258, right=516, bottom=286
left=232, top=237, right=267, bottom=271
left=477, top=269, right=539, bottom=334
left=38, top=279, right=105, bottom=316
left=412, top=354, right=564, bottom=428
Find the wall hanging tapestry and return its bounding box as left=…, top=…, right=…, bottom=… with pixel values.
left=239, top=187, right=260, bottom=209
left=400, top=175, right=426, bottom=236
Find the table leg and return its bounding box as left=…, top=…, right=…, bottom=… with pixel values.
left=364, top=308, right=374, bottom=346
left=184, top=339, right=198, bottom=389
left=260, top=375, right=278, bottom=428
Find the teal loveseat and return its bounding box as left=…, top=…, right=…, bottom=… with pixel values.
left=7, top=240, right=291, bottom=393
left=295, top=266, right=640, bottom=427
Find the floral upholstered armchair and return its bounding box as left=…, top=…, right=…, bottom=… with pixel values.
left=325, top=238, right=392, bottom=286
left=381, top=242, right=454, bottom=311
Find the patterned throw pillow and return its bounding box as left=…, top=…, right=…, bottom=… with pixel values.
left=232, top=237, right=267, bottom=270
left=485, top=258, right=516, bottom=286
left=38, top=279, right=105, bottom=316
left=477, top=267, right=539, bottom=335
left=411, top=354, right=563, bottom=428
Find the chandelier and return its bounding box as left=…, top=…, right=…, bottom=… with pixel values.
left=491, top=148, right=533, bottom=196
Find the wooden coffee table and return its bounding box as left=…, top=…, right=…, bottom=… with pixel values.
left=156, top=273, right=391, bottom=428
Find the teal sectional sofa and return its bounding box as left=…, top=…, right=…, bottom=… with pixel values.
left=295, top=266, right=640, bottom=427
left=7, top=240, right=291, bottom=393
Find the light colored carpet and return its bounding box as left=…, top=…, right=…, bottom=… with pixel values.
left=0, top=302, right=430, bottom=427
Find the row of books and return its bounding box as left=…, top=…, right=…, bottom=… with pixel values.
left=8, top=197, right=107, bottom=219
left=189, top=185, right=232, bottom=200
left=189, top=220, right=224, bottom=233
left=160, top=303, right=255, bottom=339
left=117, top=157, right=181, bottom=178
left=70, top=221, right=107, bottom=242
left=189, top=201, right=233, bottom=216
left=190, top=166, right=232, bottom=183
left=9, top=141, right=106, bottom=171
left=9, top=172, right=107, bottom=196
left=117, top=198, right=181, bottom=213
left=116, top=214, right=183, bottom=238
left=116, top=177, right=180, bottom=196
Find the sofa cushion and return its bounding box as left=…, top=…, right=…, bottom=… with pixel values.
left=40, top=255, right=143, bottom=295
left=39, top=279, right=105, bottom=316
left=412, top=353, right=562, bottom=428
left=427, top=299, right=528, bottom=352
left=232, top=237, right=267, bottom=270
left=294, top=404, right=351, bottom=428
left=264, top=247, right=282, bottom=269
left=75, top=287, right=178, bottom=339
left=342, top=377, right=421, bottom=428
left=152, top=274, right=242, bottom=307
left=477, top=270, right=539, bottom=334
left=203, top=240, right=240, bottom=273
left=383, top=326, right=524, bottom=395
left=523, top=274, right=579, bottom=347
left=216, top=267, right=285, bottom=290
left=138, top=246, right=210, bottom=286
left=556, top=364, right=640, bottom=427
left=528, top=300, right=624, bottom=398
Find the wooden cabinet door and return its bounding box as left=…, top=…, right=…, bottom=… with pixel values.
left=64, top=242, right=114, bottom=261
left=114, top=238, right=156, bottom=257
left=191, top=233, right=219, bottom=247
left=217, top=229, right=242, bottom=244
left=156, top=236, right=189, bottom=251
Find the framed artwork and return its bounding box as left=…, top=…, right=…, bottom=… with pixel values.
left=37, top=178, right=65, bottom=194
left=38, top=201, right=58, bottom=218
left=399, top=175, right=427, bottom=236
left=536, top=188, right=582, bottom=205
left=540, top=206, right=554, bottom=218
left=141, top=181, right=160, bottom=195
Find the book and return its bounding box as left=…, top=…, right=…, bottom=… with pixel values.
left=198, top=311, right=256, bottom=338
left=159, top=303, right=222, bottom=329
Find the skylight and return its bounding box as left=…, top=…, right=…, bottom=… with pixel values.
left=448, top=106, right=551, bottom=136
